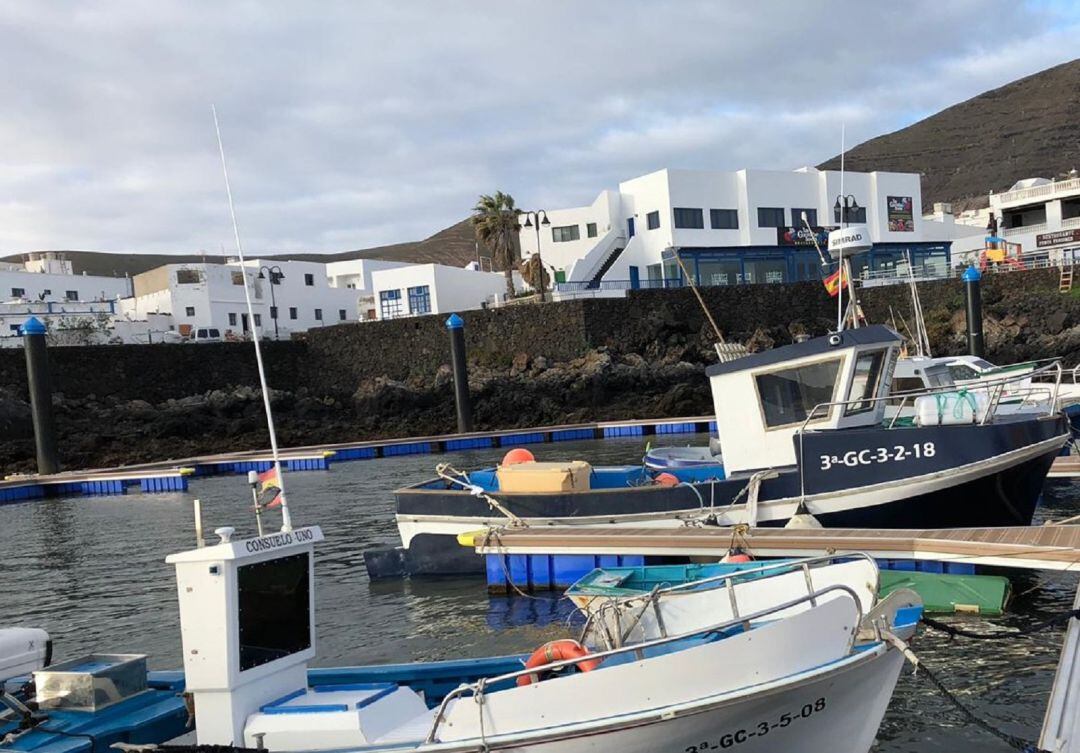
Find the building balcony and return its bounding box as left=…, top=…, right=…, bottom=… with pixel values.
left=995, top=177, right=1080, bottom=207
left=1003, top=222, right=1048, bottom=237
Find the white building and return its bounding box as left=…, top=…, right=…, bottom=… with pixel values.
left=326, top=258, right=411, bottom=320
left=0, top=300, right=174, bottom=347
left=0, top=252, right=132, bottom=304
left=370, top=264, right=508, bottom=320
left=521, top=167, right=956, bottom=293
left=949, top=174, right=1080, bottom=264
left=126, top=259, right=360, bottom=340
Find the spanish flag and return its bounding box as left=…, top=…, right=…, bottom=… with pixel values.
left=257, top=466, right=283, bottom=509
left=823, top=266, right=847, bottom=297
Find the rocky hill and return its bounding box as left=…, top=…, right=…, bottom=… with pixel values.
left=818, top=58, right=1080, bottom=209
left=0, top=218, right=493, bottom=277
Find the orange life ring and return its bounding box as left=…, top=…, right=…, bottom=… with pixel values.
left=517, top=639, right=600, bottom=686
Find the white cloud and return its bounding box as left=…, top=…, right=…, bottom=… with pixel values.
left=0, top=0, right=1076, bottom=255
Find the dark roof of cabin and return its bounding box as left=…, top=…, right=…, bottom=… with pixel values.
left=705, top=325, right=902, bottom=377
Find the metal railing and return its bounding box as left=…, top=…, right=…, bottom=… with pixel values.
left=423, top=583, right=864, bottom=744
left=996, top=177, right=1080, bottom=205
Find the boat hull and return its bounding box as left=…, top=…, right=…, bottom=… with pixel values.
left=365, top=646, right=903, bottom=753
left=364, top=415, right=1067, bottom=578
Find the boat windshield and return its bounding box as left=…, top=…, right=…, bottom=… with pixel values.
left=755, top=359, right=840, bottom=428
left=845, top=349, right=887, bottom=415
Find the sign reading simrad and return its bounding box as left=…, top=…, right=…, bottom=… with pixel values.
left=827, top=224, right=872, bottom=258
left=1036, top=228, right=1080, bottom=248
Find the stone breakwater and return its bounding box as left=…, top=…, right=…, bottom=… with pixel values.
left=0, top=268, right=1075, bottom=473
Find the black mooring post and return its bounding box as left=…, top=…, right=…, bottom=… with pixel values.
left=962, top=265, right=985, bottom=358
left=446, top=313, right=473, bottom=433
left=22, top=317, right=60, bottom=475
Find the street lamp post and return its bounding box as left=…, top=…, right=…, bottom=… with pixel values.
left=521, top=210, right=550, bottom=302
left=257, top=265, right=285, bottom=340
left=832, top=195, right=861, bottom=331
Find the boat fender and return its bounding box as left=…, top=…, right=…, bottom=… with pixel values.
left=654, top=472, right=679, bottom=487
left=502, top=448, right=535, bottom=466
left=517, top=639, right=600, bottom=686
left=722, top=552, right=752, bottom=563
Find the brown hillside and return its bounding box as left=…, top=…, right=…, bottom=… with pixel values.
left=818, top=58, right=1080, bottom=209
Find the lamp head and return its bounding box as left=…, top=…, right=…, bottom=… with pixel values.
left=523, top=216, right=533, bottom=228
left=540, top=214, right=551, bottom=226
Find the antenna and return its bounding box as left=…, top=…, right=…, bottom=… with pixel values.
left=837, top=123, right=845, bottom=332
left=211, top=105, right=293, bottom=533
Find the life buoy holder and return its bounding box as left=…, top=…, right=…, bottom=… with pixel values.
left=517, top=639, right=601, bottom=686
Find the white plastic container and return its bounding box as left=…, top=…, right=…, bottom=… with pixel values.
left=0, top=627, right=50, bottom=684
left=914, top=391, right=990, bottom=426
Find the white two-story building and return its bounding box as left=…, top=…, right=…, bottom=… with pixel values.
left=125, top=259, right=361, bottom=339
left=369, top=263, right=510, bottom=320
left=0, top=252, right=133, bottom=304
left=522, top=167, right=956, bottom=293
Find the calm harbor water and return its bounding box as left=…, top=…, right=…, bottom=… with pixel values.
left=2, top=433, right=1078, bottom=752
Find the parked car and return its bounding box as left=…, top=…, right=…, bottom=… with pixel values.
left=189, top=327, right=223, bottom=343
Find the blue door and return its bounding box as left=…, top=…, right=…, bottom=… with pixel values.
left=629, top=266, right=640, bottom=289
left=627, top=217, right=635, bottom=238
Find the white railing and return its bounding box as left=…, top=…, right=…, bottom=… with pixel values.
left=996, top=177, right=1080, bottom=206
left=1004, top=222, right=1048, bottom=237
left=1063, top=216, right=1080, bottom=230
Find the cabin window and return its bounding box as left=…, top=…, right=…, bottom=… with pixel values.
left=845, top=350, right=887, bottom=415
left=237, top=552, right=311, bottom=672
left=948, top=365, right=980, bottom=381
left=888, top=376, right=926, bottom=405
left=755, top=359, right=840, bottom=428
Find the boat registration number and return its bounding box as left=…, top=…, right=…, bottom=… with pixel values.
left=819, top=442, right=936, bottom=471
left=683, top=697, right=826, bottom=751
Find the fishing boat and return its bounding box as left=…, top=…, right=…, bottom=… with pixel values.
left=366, top=325, right=1070, bottom=577
left=567, top=556, right=1009, bottom=625
left=175, top=521, right=920, bottom=753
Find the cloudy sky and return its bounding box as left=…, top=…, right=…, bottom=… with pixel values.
left=1, top=1, right=1078, bottom=256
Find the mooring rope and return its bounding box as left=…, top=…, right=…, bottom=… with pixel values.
left=882, top=631, right=1048, bottom=753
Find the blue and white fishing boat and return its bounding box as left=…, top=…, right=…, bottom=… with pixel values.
left=367, top=325, right=1070, bottom=577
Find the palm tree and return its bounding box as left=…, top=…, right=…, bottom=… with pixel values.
left=471, top=191, right=520, bottom=300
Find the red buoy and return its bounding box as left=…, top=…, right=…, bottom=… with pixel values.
left=502, top=448, right=535, bottom=466
left=654, top=472, right=680, bottom=487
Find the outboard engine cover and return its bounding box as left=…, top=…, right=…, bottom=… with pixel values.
left=0, top=628, right=51, bottom=684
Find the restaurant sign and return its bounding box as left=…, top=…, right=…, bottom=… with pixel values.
left=1036, top=228, right=1080, bottom=248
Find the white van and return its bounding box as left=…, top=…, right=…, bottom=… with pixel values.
left=190, top=327, right=223, bottom=343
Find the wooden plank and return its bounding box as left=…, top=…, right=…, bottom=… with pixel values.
left=477, top=525, right=1080, bottom=571
left=1050, top=456, right=1080, bottom=479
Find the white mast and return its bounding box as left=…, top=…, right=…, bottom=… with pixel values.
left=211, top=105, right=293, bottom=532
left=837, top=123, right=845, bottom=332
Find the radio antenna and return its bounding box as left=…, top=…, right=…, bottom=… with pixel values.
left=211, top=105, right=293, bottom=532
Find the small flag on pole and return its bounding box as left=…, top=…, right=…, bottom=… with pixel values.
left=823, top=266, right=847, bottom=297
left=257, top=466, right=283, bottom=509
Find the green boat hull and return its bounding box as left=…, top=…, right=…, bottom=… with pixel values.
left=878, top=570, right=1010, bottom=615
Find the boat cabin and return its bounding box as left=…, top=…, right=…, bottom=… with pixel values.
left=706, top=325, right=902, bottom=476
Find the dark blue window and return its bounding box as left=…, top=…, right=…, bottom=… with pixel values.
left=710, top=209, right=738, bottom=229
left=627, top=217, right=635, bottom=238
left=408, top=285, right=431, bottom=315
left=757, top=207, right=785, bottom=228
left=380, top=289, right=403, bottom=319
left=673, top=208, right=704, bottom=229
left=646, top=211, right=661, bottom=230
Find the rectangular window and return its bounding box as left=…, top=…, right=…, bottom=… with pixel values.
left=757, top=207, right=785, bottom=228
left=228, top=313, right=237, bottom=326
left=408, top=285, right=431, bottom=315
left=253, top=313, right=262, bottom=327
left=9, top=324, right=19, bottom=332
left=11, top=287, right=24, bottom=297
left=314, top=308, right=322, bottom=321
left=673, top=208, right=704, bottom=229
left=646, top=211, right=660, bottom=230
left=379, top=289, right=403, bottom=319
left=586, top=222, right=598, bottom=238
left=185, top=306, right=195, bottom=317
left=755, top=359, right=840, bottom=428
left=176, top=269, right=201, bottom=284
left=710, top=209, right=738, bottom=229
left=237, top=553, right=310, bottom=672
left=304, top=273, right=314, bottom=286
left=339, top=309, right=347, bottom=321
left=834, top=205, right=867, bottom=223
left=551, top=225, right=580, bottom=243
left=65, top=290, right=79, bottom=301
left=231, top=271, right=245, bottom=285
left=845, top=350, right=886, bottom=415
left=792, top=208, right=817, bottom=227
left=289, top=307, right=298, bottom=320
left=270, top=306, right=278, bottom=320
